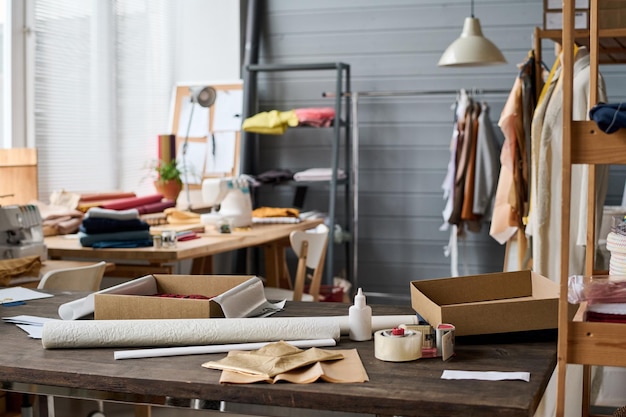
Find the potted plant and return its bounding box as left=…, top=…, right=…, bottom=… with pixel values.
left=152, top=159, right=183, bottom=201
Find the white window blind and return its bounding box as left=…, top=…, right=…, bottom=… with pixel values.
left=34, top=0, right=175, bottom=201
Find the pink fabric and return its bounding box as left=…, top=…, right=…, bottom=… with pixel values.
left=294, top=107, right=336, bottom=127
left=100, top=194, right=164, bottom=211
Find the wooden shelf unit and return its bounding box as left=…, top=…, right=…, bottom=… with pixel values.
left=557, top=0, right=626, bottom=416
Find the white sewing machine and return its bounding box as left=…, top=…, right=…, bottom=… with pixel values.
left=201, top=177, right=253, bottom=228
left=0, top=204, right=47, bottom=260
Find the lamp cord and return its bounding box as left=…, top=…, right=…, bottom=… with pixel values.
left=182, top=97, right=196, bottom=211
left=470, top=0, right=474, bottom=18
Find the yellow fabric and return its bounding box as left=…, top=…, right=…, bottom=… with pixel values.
left=242, top=110, right=299, bottom=135
left=0, top=255, right=42, bottom=287
left=252, top=207, right=300, bottom=218
left=163, top=208, right=201, bottom=225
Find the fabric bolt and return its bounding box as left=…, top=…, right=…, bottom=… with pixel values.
left=589, top=102, right=626, bottom=134
left=100, top=194, right=164, bottom=211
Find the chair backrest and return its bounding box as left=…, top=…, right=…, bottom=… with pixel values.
left=37, top=261, right=107, bottom=292
left=289, top=224, right=329, bottom=302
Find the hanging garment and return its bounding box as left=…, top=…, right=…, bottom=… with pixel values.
left=472, top=102, right=501, bottom=222
left=528, top=46, right=609, bottom=282
left=490, top=77, right=523, bottom=244
left=589, top=102, right=626, bottom=133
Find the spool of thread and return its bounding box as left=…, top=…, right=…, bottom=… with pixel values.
left=374, top=328, right=422, bottom=362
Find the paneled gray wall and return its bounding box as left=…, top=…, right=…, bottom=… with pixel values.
left=247, top=0, right=626, bottom=303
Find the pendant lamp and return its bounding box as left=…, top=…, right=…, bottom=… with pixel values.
left=438, top=0, right=506, bottom=67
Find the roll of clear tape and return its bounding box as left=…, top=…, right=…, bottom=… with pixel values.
left=374, top=329, right=422, bottom=362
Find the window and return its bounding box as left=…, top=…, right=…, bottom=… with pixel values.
left=33, top=0, right=175, bottom=201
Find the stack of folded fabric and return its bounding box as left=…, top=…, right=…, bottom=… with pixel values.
left=79, top=207, right=152, bottom=248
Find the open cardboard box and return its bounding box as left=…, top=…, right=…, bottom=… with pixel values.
left=94, top=274, right=254, bottom=320
left=410, top=270, right=576, bottom=336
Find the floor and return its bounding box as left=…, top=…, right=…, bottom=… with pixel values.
left=44, top=398, right=370, bottom=417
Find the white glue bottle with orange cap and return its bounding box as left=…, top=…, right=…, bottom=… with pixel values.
left=349, top=288, right=372, bottom=341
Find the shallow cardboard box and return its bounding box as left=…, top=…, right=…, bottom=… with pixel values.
left=410, top=270, right=575, bottom=336
left=95, top=274, right=254, bottom=320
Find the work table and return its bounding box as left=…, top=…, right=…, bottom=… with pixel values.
left=0, top=292, right=557, bottom=417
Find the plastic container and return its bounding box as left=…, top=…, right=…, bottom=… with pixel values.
left=349, top=288, right=372, bottom=341
left=568, top=275, right=626, bottom=304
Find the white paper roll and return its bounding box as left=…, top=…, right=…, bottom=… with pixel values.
left=42, top=317, right=340, bottom=349
left=334, top=314, right=418, bottom=335
left=374, top=329, right=422, bottom=362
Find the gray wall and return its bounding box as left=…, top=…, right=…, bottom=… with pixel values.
left=247, top=0, right=626, bottom=303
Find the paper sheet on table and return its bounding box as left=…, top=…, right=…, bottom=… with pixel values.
left=16, top=324, right=44, bottom=339
left=0, top=287, right=53, bottom=304
left=57, top=275, right=157, bottom=320
left=217, top=348, right=368, bottom=384
left=441, top=370, right=530, bottom=382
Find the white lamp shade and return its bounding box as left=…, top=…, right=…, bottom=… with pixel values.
left=438, top=17, right=506, bottom=67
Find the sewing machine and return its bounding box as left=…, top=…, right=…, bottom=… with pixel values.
left=0, top=204, right=47, bottom=260
left=201, top=177, right=253, bottom=228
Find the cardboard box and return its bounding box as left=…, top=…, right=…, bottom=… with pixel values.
left=410, top=270, right=574, bottom=336
left=94, top=274, right=254, bottom=320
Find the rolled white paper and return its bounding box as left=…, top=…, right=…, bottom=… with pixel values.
left=114, top=338, right=337, bottom=360
left=42, top=317, right=340, bottom=349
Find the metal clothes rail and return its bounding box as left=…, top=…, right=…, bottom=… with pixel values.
left=323, top=88, right=511, bottom=293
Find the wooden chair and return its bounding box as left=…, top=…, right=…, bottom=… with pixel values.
left=36, top=261, right=107, bottom=417
left=264, top=224, right=329, bottom=302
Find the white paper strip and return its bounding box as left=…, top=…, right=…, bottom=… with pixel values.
left=42, top=317, right=341, bottom=349
left=441, top=370, right=531, bottom=382
left=114, top=338, right=336, bottom=360
left=334, top=314, right=418, bottom=335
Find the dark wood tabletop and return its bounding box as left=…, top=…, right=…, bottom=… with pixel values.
left=0, top=292, right=557, bottom=417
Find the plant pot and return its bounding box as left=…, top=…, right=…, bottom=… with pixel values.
left=154, top=180, right=182, bottom=201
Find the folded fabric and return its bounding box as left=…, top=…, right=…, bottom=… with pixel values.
left=164, top=208, right=201, bottom=225
left=242, top=110, right=299, bottom=135
left=293, top=168, right=346, bottom=182
left=0, top=255, right=42, bottom=287
left=31, top=200, right=85, bottom=236
left=91, top=239, right=154, bottom=248
left=80, top=217, right=150, bottom=234
left=85, top=207, right=140, bottom=221
left=136, top=200, right=176, bottom=215
left=254, top=169, right=294, bottom=184
left=99, top=194, right=164, bottom=211
left=78, top=230, right=152, bottom=247
left=589, top=102, right=626, bottom=134
left=252, top=207, right=300, bottom=218
left=294, top=107, right=335, bottom=128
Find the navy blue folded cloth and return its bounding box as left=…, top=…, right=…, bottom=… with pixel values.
left=589, top=102, right=626, bottom=134
left=80, top=217, right=150, bottom=234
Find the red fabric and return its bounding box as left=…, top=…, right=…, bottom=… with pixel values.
left=586, top=311, right=626, bottom=323
left=136, top=200, right=176, bottom=215
left=100, top=194, right=164, bottom=211
left=294, top=107, right=336, bottom=127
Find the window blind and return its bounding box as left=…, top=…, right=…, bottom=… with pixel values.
left=34, top=0, right=175, bottom=201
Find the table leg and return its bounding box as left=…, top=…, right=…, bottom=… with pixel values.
left=134, top=404, right=151, bottom=417
left=191, top=256, right=213, bottom=274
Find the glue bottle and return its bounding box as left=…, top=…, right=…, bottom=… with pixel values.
left=349, top=288, right=372, bottom=341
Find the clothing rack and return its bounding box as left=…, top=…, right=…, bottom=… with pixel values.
left=322, top=87, right=510, bottom=293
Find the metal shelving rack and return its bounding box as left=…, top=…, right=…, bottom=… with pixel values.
left=242, top=62, right=354, bottom=289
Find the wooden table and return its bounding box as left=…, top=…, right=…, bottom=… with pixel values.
left=44, top=220, right=322, bottom=286
left=0, top=292, right=558, bottom=417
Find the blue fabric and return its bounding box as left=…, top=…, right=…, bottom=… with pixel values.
left=589, top=102, right=626, bottom=134
left=91, top=239, right=154, bottom=248
left=78, top=230, right=152, bottom=247
left=80, top=217, right=150, bottom=234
